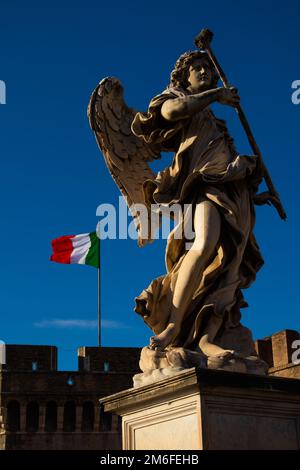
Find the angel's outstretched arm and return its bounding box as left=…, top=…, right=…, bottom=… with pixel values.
left=161, top=87, right=240, bottom=122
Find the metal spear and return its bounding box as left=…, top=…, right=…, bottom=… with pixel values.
left=194, top=28, right=287, bottom=220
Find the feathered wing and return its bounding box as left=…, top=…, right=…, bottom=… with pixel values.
left=88, top=77, right=161, bottom=246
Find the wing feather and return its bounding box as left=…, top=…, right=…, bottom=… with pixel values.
left=88, top=77, right=161, bottom=246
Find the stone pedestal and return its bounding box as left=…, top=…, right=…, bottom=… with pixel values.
left=100, top=368, right=300, bottom=450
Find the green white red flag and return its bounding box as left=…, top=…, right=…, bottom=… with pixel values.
left=50, top=232, right=99, bottom=268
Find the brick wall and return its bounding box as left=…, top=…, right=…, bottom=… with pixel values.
left=255, top=329, right=300, bottom=379
left=78, top=346, right=141, bottom=373
left=0, top=345, right=142, bottom=450
left=5, top=345, right=57, bottom=371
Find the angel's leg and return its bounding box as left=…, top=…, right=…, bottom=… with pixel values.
left=150, top=200, right=225, bottom=351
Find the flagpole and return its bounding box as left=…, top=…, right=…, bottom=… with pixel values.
left=97, top=237, right=101, bottom=347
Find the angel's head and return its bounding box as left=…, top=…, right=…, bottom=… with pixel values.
left=170, top=50, right=219, bottom=93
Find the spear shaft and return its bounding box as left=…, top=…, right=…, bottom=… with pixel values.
left=195, top=29, right=287, bottom=220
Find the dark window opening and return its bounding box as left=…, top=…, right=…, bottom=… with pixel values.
left=81, top=401, right=94, bottom=432
left=117, top=416, right=122, bottom=433
left=100, top=405, right=112, bottom=432
left=45, top=401, right=57, bottom=432
left=63, top=401, right=76, bottom=432
left=7, top=400, right=20, bottom=432
left=26, top=402, right=39, bottom=432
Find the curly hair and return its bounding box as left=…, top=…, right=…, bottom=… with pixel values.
left=170, top=50, right=219, bottom=90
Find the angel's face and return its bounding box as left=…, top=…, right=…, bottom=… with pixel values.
left=187, top=57, right=214, bottom=93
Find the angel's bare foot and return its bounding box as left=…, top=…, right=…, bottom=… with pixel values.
left=149, top=323, right=178, bottom=350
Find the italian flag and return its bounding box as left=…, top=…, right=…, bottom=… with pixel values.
left=50, top=232, right=99, bottom=268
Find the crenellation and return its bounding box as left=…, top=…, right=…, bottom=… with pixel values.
left=1, top=336, right=299, bottom=450
left=0, top=345, right=140, bottom=449
left=254, top=330, right=300, bottom=378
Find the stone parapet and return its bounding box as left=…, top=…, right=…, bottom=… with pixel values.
left=101, top=367, right=300, bottom=450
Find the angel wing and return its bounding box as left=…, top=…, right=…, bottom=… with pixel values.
left=87, top=77, right=161, bottom=247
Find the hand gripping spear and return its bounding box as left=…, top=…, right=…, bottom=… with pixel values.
left=194, top=28, right=287, bottom=220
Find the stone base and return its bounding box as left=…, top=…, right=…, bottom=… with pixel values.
left=100, top=368, right=300, bottom=450
left=133, top=345, right=267, bottom=387
left=133, top=324, right=268, bottom=388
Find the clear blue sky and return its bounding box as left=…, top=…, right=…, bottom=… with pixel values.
left=0, top=0, right=299, bottom=370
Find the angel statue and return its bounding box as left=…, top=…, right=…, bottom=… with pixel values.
left=88, top=31, right=284, bottom=385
